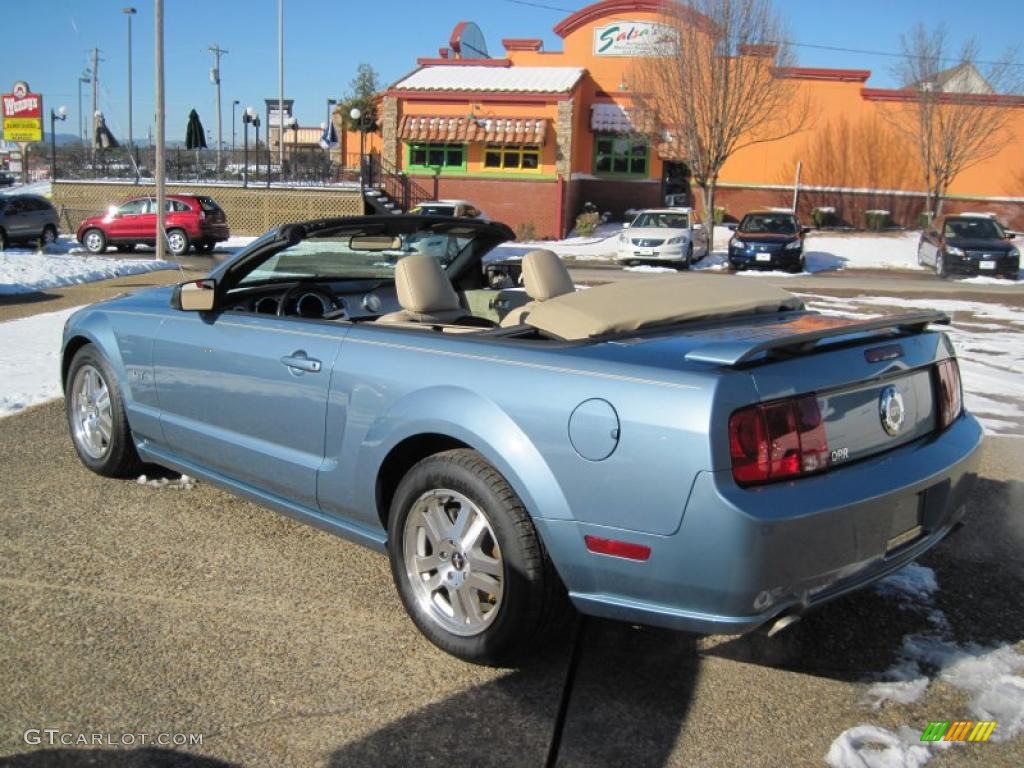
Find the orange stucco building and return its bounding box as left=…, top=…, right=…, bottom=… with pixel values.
left=375, top=0, right=1024, bottom=236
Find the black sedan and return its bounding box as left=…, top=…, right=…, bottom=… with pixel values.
left=918, top=215, right=1020, bottom=280
left=727, top=211, right=810, bottom=273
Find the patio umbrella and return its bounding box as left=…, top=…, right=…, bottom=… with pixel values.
left=319, top=121, right=338, bottom=150
left=94, top=113, right=119, bottom=149
left=185, top=109, right=207, bottom=150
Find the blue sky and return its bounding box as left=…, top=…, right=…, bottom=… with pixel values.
left=2, top=0, right=1020, bottom=145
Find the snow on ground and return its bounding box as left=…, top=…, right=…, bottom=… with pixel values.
left=826, top=560, right=1024, bottom=766
left=0, top=306, right=83, bottom=418
left=799, top=293, right=1024, bottom=436
left=0, top=238, right=176, bottom=294
left=491, top=223, right=624, bottom=261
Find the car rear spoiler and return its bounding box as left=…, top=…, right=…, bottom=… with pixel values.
left=683, top=311, right=951, bottom=367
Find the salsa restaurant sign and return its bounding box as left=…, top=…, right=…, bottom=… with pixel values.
left=593, top=21, right=677, bottom=57
left=2, top=81, right=43, bottom=143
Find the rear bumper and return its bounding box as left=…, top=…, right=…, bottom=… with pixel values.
left=538, top=413, right=982, bottom=635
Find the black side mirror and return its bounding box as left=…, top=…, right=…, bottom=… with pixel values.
left=172, top=278, right=217, bottom=311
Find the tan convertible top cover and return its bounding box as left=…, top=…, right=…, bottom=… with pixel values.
left=524, top=274, right=804, bottom=339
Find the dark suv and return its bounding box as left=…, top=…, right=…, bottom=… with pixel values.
left=0, top=194, right=60, bottom=250
left=918, top=214, right=1020, bottom=280
left=727, top=210, right=810, bottom=273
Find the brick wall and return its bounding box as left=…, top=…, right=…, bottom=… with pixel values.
left=426, top=176, right=562, bottom=238
left=52, top=181, right=363, bottom=236
left=569, top=178, right=664, bottom=222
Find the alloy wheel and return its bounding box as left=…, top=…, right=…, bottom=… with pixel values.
left=70, top=364, right=113, bottom=459
left=402, top=488, right=504, bottom=637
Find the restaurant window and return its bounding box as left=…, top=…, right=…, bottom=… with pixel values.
left=483, top=144, right=541, bottom=171
left=593, top=134, right=648, bottom=177
left=407, top=142, right=466, bottom=171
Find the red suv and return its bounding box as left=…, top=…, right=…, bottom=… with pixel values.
left=76, top=194, right=230, bottom=256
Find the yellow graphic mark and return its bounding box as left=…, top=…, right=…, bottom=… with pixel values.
left=967, top=721, right=997, bottom=742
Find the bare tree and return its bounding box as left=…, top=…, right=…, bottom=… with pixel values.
left=630, top=0, right=810, bottom=236
left=893, top=23, right=1022, bottom=219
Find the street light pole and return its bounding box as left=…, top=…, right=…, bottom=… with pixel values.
left=350, top=107, right=369, bottom=198
left=123, top=8, right=137, bottom=180
left=206, top=44, right=228, bottom=171
left=50, top=106, right=68, bottom=181
left=278, top=0, right=285, bottom=170
left=231, top=99, right=240, bottom=155
left=154, top=0, right=166, bottom=262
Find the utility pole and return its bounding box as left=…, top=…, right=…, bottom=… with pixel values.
left=90, top=48, right=101, bottom=152
left=278, top=0, right=284, bottom=171
left=154, top=0, right=166, bottom=262
left=123, top=8, right=138, bottom=182
left=206, top=44, right=228, bottom=171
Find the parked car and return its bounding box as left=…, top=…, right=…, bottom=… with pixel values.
left=75, top=194, right=230, bottom=256
left=615, top=207, right=708, bottom=267
left=727, top=210, right=810, bottom=273
left=0, top=194, right=59, bottom=250
left=410, top=199, right=485, bottom=219
left=917, top=213, right=1020, bottom=279
left=0, top=171, right=15, bottom=187
left=62, top=214, right=981, bottom=665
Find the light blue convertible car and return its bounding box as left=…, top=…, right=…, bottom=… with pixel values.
left=62, top=215, right=982, bottom=664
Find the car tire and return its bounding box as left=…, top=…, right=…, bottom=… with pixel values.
left=39, top=224, right=58, bottom=250
left=82, top=228, right=107, bottom=254
left=166, top=228, right=190, bottom=256
left=387, top=448, right=568, bottom=666
left=65, top=343, right=142, bottom=479
left=115, top=244, right=136, bottom=253
left=0, top=228, right=7, bottom=251
left=935, top=253, right=947, bottom=279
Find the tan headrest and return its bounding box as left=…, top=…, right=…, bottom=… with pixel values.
left=522, top=249, right=575, bottom=301
left=395, top=254, right=461, bottom=314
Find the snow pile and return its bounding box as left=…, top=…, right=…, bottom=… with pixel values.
left=491, top=223, right=623, bottom=261
left=827, top=561, right=1024, bottom=766
left=826, top=725, right=944, bottom=768
left=1, top=248, right=176, bottom=295
left=623, top=265, right=676, bottom=273
left=799, top=293, right=1024, bottom=436
left=137, top=473, right=197, bottom=490
left=0, top=306, right=84, bottom=418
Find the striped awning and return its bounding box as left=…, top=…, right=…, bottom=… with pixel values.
left=399, top=115, right=548, bottom=145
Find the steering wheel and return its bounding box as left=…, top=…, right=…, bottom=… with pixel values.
left=276, top=283, right=345, bottom=320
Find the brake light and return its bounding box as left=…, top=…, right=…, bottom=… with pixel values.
left=729, top=395, right=829, bottom=486
left=935, top=358, right=962, bottom=430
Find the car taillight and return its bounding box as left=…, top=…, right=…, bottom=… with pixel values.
left=935, top=358, right=963, bottom=430
left=729, top=395, right=829, bottom=486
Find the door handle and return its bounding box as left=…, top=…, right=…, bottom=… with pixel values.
left=280, top=351, right=321, bottom=373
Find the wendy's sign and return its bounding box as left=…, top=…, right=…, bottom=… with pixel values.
left=2, top=81, right=44, bottom=142
left=593, top=21, right=677, bottom=57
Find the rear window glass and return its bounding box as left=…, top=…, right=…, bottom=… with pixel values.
left=197, top=197, right=221, bottom=213
left=412, top=204, right=456, bottom=217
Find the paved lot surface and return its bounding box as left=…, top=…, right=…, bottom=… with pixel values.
left=0, top=399, right=1021, bottom=767
left=1, top=254, right=1022, bottom=766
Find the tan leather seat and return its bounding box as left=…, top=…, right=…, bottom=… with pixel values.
left=500, top=249, right=575, bottom=327
left=376, top=254, right=467, bottom=325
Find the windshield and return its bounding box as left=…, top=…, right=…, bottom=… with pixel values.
left=412, top=204, right=456, bottom=217
left=944, top=218, right=1005, bottom=240
left=237, top=232, right=474, bottom=286
left=632, top=212, right=689, bottom=229
left=739, top=213, right=798, bottom=234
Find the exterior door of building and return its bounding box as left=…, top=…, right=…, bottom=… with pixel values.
left=662, top=162, right=691, bottom=207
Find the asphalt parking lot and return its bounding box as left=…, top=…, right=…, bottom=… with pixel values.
left=1, top=262, right=1022, bottom=767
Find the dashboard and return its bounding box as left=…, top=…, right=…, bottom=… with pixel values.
left=224, top=280, right=396, bottom=322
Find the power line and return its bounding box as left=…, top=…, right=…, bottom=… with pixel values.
left=495, top=0, right=1021, bottom=69
left=772, top=39, right=1023, bottom=69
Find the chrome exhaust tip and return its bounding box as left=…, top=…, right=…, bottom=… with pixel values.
left=765, top=613, right=801, bottom=638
